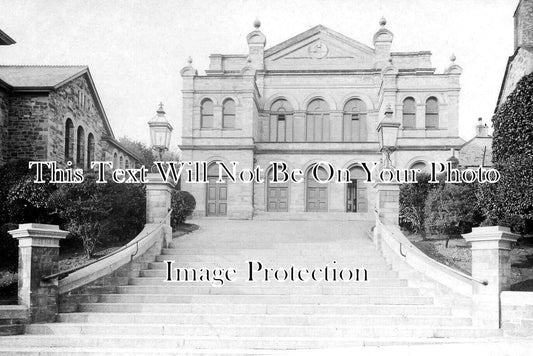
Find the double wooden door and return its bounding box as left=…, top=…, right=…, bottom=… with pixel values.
left=206, top=177, right=227, bottom=216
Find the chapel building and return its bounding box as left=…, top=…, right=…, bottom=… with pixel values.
left=179, top=19, right=465, bottom=219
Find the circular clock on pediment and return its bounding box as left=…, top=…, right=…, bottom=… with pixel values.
left=308, top=41, right=328, bottom=59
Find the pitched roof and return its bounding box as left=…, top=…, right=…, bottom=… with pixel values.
left=264, top=25, right=374, bottom=58
left=0, top=65, right=87, bottom=89
left=0, top=29, right=16, bottom=45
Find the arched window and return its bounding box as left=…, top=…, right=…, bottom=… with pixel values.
left=119, top=155, right=124, bottom=169
left=402, top=97, right=416, bottom=128
left=343, top=99, right=367, bottom=141
left=306, top=99, right=330, bottom=142
left=87, top=133, right=95, bottom=168
left=269, top=99, right=293, bottom=142
left=425, top=97, right=439, bottom=129
left=410, top=161, right=429, bottom=173
left=222, top=99, right=235, bottom=128
left=113, top=152, right=118, bottom=168
left=201, top=99, right=214, bottom=128
left=76, top=126, right=85, bottom=168
left=64, top=119, right=74, bottom=161
left=125, top=159, right=130, bottom=169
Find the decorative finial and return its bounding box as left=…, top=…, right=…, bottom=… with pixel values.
left=187, top=56, right=193, bottom=65
left=246, top=56, right=252, bottom=64
left=157, top=102, right=165, bottom=114
left=450, top=53, right=456, bottom=62
left=253, top=18, right=261, bottom=29
left=478, top=117, right=482, bottom=123
left=379, top=16, right=387, bottom=27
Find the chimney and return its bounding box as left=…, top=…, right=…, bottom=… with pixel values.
left=476, top=117, right=489, bottom=137
left=514, top=0, right=533, bottom=50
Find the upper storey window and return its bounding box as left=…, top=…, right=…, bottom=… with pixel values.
left=306, top=99, right=329, bottom=142
left=402, top=98, right=416, bottom=128
left=270, top=99, right=293, bottom=142
left=425, top=97, right=439, bottom=129
left=343, top=99, right=367, bottom=141
left=64, top=119, right=74, bottom=161
left=201, top=99, right=214, bottom=128
left=222, top=99, right=236, bottom=129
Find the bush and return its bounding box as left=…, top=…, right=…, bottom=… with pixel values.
left=0, top=223, right=19, bottom=271
left=170, top=190, right=196, bottom=228
left=424, top=184, right=479, bottom=236
left=490, top=72, right=533, bottom=233
left=49, top=173, right=146, bottom=257
left=399, top=173, right=434, bottom=234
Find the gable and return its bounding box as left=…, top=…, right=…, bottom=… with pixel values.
left=264, top=25, right=376, bottom=71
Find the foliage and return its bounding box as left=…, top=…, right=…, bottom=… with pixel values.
left=6, top=173, right=57, bottom=224
left=489, top=72, right=533, bottom=233
left=399, top=173, right=434, bottom=234
left=0, top=223, right=19, bottom=271
left=170, top=190, right=196, bottom=228
left=424, top=183, right=479, bottom=236
left=49, top=173, right=146, bottom=257
left=118, top=136, right=156, bottom=167
left=0, top=160, right=32, bottom=224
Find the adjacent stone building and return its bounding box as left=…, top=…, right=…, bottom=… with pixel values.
left=497, top=0, right=533, bottom=108
left=180, top=19, right=465, bottom=219
left=0, top=31, right=140, bottom=168
left=458, top=118, right=493, bottom=168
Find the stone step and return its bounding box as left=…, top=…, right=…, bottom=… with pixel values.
left=56, top=312, right=472, bottom=327
left=96, top=293, right=433, bottom=304
left=139, top=268, right=400, bottom=279
left=147, top=261, right=391, bottom=270
left=252, top=212, right=374, bottom=221
left=0, top=324, right=25, bottom=336
left=129, top=277, right=407, bottom=287
left=0, top=334, right=503, bottom=350
left=23, top=324, right=502, bottom=339
left=155, top=255, right=385, bottom=263
left=117, top=284, right=419, bottom=296
left=78, top=302, right=450, bottom=315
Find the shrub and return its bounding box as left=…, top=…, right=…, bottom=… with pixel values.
left=0, top=223, right=19, bottom=271
left=7, top=173, right=58, bottom=224
left=490, top=72, right=533, bottom=233
left=0, top=160, right=32, bottom=224
left=424, top=183, right=479, bottom=236
left=170, top=190, right=196, bottom=228
left=399, top=173, right=434, bottom=234
left=49, top=173, right=147, bottom=257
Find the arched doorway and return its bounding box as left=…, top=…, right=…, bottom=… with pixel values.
left=306, top=165, right=328, bottom=212
left=346, top=165, right=368, bottom=212
left=266, top=166, right=289, bottom=212
left=206, top=162, right=227, bottom=216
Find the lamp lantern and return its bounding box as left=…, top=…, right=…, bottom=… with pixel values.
left=376, top=104, right=400, bottom=168
left=148, top=102, right=173, bottom=160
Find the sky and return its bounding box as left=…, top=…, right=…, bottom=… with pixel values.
left=0, top=0, right=517, bottom=148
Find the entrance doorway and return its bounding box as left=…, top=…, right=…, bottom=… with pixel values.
left=206, top=162, right=227, bottom=216
left=267, top=168, right=288, bottom=212
left=306, top=165, right=328, bottom=212
left=346, top=165, right=367, bottom=212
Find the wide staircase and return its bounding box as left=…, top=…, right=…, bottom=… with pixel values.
left=0, top=219, right=501, bottom=355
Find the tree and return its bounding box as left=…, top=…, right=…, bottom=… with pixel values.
left=424, top=183, right=479, bottom=238
left=118, top=136, right=156, bottom=167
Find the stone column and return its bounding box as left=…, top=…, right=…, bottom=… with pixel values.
left=146, top=173, right=175, bottom=246
left=9, top=223, right=68, bottom=323
left=373, top=182, right=401, bottom=224
left=462, top=226, right=519, bottom=328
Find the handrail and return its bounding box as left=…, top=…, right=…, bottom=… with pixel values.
left=42, top=209, right=172, bottom=281
left=374, top=209, right=488, bottom=286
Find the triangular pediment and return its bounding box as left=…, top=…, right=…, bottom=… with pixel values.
left=264, top=25, right=376, bottom=70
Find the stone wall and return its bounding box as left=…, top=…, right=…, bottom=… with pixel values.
left=47, top=75, right=108, bottom=167
left=515, top=0, right=533, bottom=50
left=500, top=48, right=533, bottom=107
left=6, top=93, right=50, bottom=161
left=459, top=136, right=493, bottom=167
left=0, top=88, right=8, bottom=165
left=501, top=291, right=533, bottom=336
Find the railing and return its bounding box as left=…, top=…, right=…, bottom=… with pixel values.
left=42, top=209, right=172, bottom=282
left=374, top=209, right=487, bottom=295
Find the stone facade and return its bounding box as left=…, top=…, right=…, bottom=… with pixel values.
left=497, top=0, right=533, bottom=108
left=180, top=20, right=465, bottom=219
left=459, top=119, right=493, bottom=168
left=0, top=66, right=140, bottom=168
